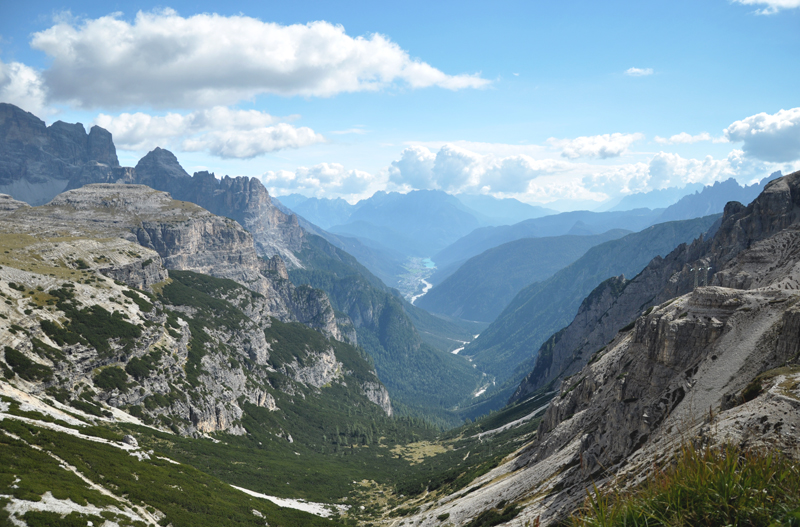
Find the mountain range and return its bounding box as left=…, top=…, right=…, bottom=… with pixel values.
left=2, top=100, right=800, bottom=526
left=416, top=229, right=631, bottom=323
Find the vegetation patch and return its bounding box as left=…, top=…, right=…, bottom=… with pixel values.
left=3, top=347, right=53, bottom=382
left=93, top=366, right=129, bottom=392
left=40, top=285, right=141, bottom=356
left=570, top=443, right=800, bottom=526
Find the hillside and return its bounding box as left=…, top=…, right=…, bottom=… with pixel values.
left=389, top=174, right=800, bottom=526
left=433, top=208, right=665, bottom=269
left=417, top=229, right=630, bottom=323
left=457, top=214, right=720, bottom=412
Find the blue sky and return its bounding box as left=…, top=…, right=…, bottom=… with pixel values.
left=1, top=0, right=799, bottom=208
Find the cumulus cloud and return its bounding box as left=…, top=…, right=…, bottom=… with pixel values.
left=624, top=67, right=653, bottom=77
left=654, top=132, right=728, bottom=144
left=387, top=144, right=571, bottom=194
left=260, top=141, right=794, bottom=205
left=93, top=107, right=324, bottom=158
left=732, top=0, right=800, bottom=14
left=262, top=163, right=384, bottom=201
left=724, top=107, right=800, bottom=162
left=30, top=9, right=490, bottom=109
left=0, top=60, right=48, bottom=116
left=548, top=133, right=644, bottom=159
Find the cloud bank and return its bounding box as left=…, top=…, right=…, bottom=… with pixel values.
left=732, top=0, right=800, bottom=14
left=94, top=107, right=324, bottom=158
left=724, top=107, right=800, bottom=162
left=0, top=60, right=48, bottom=117
left=30, top=9, right=489, bottom=109
left=262, top=134, right=792, bottom=204
left=548, top=133, right=644, bottom=159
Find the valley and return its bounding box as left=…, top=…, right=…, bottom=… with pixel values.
left=1, top=96, right=800, bottom=527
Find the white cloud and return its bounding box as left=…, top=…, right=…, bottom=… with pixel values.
left=654, top=132, right=728, bottom=144
left=259, top=141, right=795, bottom=206
left=548, top=132, right=644, bottom=159
left=724, top=107, right=800, bottom=162
left=30, top=9, right=489, bottom=109
left=732, top=0, right=800, bottom=14
left=262, top=163, right=384, bottom=202
left=388, top=146, right=436, bottom=189
left=387, top=144, right=571, bottom=195
left=94, top=107, right=324, bottom=158
left=0, top=60, right=48, bottom=117
left=624, top=67, right=654, bottom=77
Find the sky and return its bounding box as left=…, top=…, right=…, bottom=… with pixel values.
left=1, top=0, right=799, bottom=209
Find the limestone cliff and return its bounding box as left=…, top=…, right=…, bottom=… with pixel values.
left=513, top=173, right=800, bottom=403
left=7, top=184, right=340, bottom=338
left=132, top=148, right=306, bottom=268
left=0, top=188, right=391, bottom=436
left=397, top=171, right=800, bottom=526
left=0, top=103, right=124, bottom=205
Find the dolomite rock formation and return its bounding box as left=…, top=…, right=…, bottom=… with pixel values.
left=0, top=189, right=391, bottom=435
left=397, top=171, right=800, bottom=526
left=514, top=173, right=800, bottom=404
left=132, top=148, right=306, bottom=268
left=0, top=103, right=125, bottom=205
left=35, top=184, right=340, bottom=338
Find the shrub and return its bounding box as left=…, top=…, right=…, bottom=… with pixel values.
left=93, top=367, right=128, bottom=392
left=3, top=347, right=52, bottom=382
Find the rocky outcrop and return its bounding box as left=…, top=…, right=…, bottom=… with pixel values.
left=362, top=381, right=393, bottom=416
left=513, top=173, right=800, bottom=403
left=132, top=148, right=306, bottom=268
left=400, top=171, right=800, bottom=526
left=0, top=197, right=391, bottom=435
left=0, top=193, right=29, bottom=214
left=0, top=103, right=126, bottom=205
left=6, top=184, right=341, bottom=339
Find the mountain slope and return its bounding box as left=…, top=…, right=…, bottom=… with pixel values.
left=655, top=172, right=782, bottom=222
left=0, top=102, right=127, bottom=205
left=458, top=214, right=720, bottom=410
left=392, top=174, right=800, bottom=527
left=289, top=234, right=483, bottom=424
left=417, top=229, right=630, bottom=323
left=330, top=190, right=483, bottom=257
left=434, top=208, right=665, bottom=269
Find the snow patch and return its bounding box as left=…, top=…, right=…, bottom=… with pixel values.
left=231, top=485, right=349, bottom=518
left=2, top=492, right=147, bottom=525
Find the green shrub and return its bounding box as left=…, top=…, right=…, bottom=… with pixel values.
left=3, top=347, right=52, bottom=382
left=94, top=367, right=128, bottom=392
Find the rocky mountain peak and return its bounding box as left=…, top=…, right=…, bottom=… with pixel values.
left=135, top=147, right=190, bottom=181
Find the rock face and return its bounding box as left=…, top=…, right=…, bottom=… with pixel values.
left=0, top=105, right=306, bottom=271
left=132, top=148, right=306, bottom=268
left=399, top=171, right=800, bottom=526
left=0, top=187, right=391, bottom=436
left=10, top=183, right=341, bottom=339
left=0, top=103, right=125, bottom=205
left=513, top=175, right=800, bottom=403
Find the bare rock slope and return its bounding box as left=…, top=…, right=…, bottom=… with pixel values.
left=0, top=185, right=390, bottom=437
left=396, top=171, right=800, bottom=526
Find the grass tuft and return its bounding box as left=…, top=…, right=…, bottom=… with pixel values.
left=571, top=443, right=800, bottom=526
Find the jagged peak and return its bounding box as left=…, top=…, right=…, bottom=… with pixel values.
left=135, top=147, right=191, bottom=180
